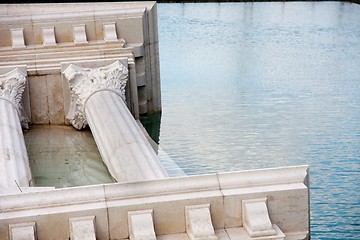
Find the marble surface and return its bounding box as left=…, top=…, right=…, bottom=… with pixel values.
left=0, top=67, right=32, bottom=188
left=62, top=59, right=168, bottom=182
left=0, top=3, right=310, bottom=240
left=0, top=1, right=162, bottom=118
left=0, top=166, right=309, bottom=240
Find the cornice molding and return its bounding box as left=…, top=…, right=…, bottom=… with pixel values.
left=63, top=60, right=128, bottom=129
left=0, top=165, right=309, bottom=213
left=0, top=68, right=29, bottom=128
left=0, top=166, right=309, bottom=240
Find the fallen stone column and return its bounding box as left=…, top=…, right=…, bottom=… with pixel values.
left=63, top=60, right=168, bottom=182
left=0, top=68, right=32, bottom=188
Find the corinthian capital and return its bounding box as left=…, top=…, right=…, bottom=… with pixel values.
left=0, top=68, right=29, bottom=128
left=63, top=60, right=128, bottom=130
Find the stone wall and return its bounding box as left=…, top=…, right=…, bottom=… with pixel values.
left=0, top=2, right=161, bottom=124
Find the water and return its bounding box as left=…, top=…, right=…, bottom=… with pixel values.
left=24, top=125, right=113, bottom=188
left=156, top=2, right=360, bottom=239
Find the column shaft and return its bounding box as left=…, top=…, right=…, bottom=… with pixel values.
left=63, top=60, right=168, bottom=182
left=0, top=67, right=31, bottom=188
left=0, top=97, right=31, bottom=188
left=85, top=91, right=168, bottom=182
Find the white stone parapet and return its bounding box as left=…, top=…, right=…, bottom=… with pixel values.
left=0, top=67, right=32, bottom=188
left=0, top=166, right=309, bottom=240
left=63, top=60, right=168, bottom=182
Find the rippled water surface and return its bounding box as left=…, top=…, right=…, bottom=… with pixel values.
left=156, top=2, right=360, bottom=239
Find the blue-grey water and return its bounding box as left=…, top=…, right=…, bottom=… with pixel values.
left=156, top=2, right=360, bottom=239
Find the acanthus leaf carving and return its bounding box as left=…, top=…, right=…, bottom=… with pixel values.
left=0, top=68, right=29, bottom=129
left=63, top=60, right=128, bottom=130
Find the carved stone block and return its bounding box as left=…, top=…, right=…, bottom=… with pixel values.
left=128, top=209, right=156, bottom=240
left=242, top=198, right=277, bottom=238
left=9, top=222, right=36, bottom=240
left=73, top=24, right=88, bottom=44
left=69, top=216, right=96, bottom=240
left=42, top=26, right=57, bottom=46
left=10, top=28, right=26, bottom=49
left=185, top=204, right=218, bottom=240
left=103, top=22, right=118, bottom=42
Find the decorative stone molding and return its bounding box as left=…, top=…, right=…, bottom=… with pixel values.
left=2, top=2, right=162, bottom=118
left=10, top=28, right=26, bottom=49
left=69, top=216, right=96, bottom=240
left=103, top=22, right=117, bottom=42
left=73, top=24, right=88, bottom=44
left=0, top=166, right=309, bottom=239
left=185, top=204, right=218, bottom=240
left=0, top=68, right=29, bottom=128
left=42, top=26, right=57, bottom=46
left=128, top=209, right=156, bottom=240
left=242, top=198, right=278, bottom=238
left=103, top=22, right=126, bottom=45
left=62, top=60, right=128, bottom=129
left=9, top=222, right=36, bottom=240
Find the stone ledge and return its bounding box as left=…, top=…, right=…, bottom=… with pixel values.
left=0, top=165, right=309, bottom=240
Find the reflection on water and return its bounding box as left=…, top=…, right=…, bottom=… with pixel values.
left=140, top=112, right=162, bottom=145
left=156, top=2, right=360, bottom=239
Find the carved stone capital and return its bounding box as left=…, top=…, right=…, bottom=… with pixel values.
left=62, top=60, right=128, bottom=130
left=0, top=68, right=29, bottom=128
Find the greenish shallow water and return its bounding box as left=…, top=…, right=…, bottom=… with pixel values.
left=155, top=2, right=360, bottom=239
left=25, top=125, right=113, bottom=188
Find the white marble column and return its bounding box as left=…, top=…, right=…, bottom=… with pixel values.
left=0, top=68, right=32, bottom=188
left=63, top=61, right=168, bottom=182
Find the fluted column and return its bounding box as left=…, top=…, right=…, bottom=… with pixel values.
left=63, top=61, right=168, bottom=182
left=0, top=68, right=32, bottom=188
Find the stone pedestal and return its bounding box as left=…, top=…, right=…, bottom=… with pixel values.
left=0, top=68, right=32, bottom=188
left=63, top=60, right=168, bottom=182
